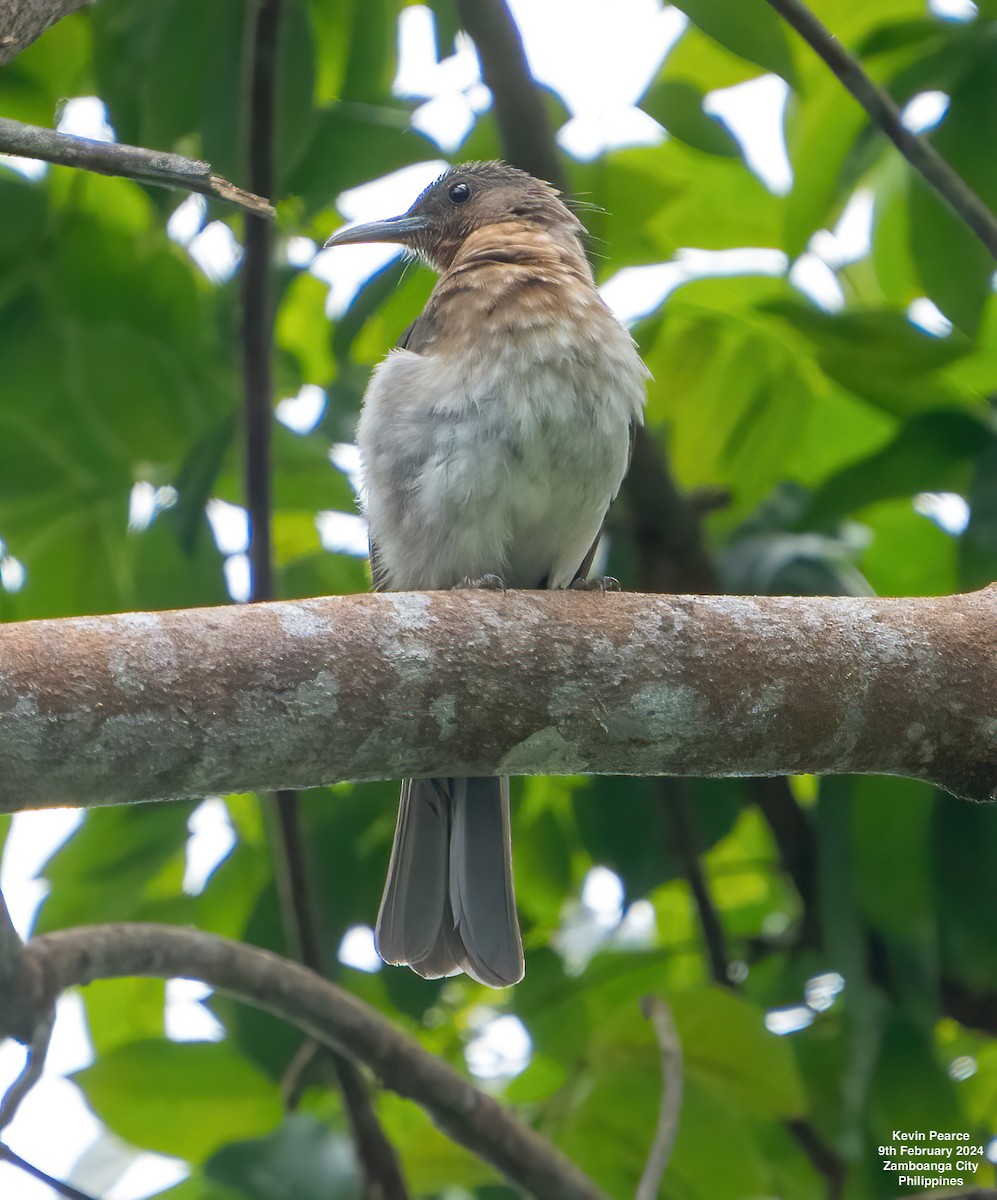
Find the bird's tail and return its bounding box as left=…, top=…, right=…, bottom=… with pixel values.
left=375, top=776, right=524, bottom=987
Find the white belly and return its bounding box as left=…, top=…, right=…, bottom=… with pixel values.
left=357, top=322, right=647, bottom=591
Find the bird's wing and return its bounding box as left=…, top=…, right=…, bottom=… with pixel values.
left=396, top=312, right=437, bottom=354
left=365, top=313, right=440, bottom=590
left=570, top=419, right=639, bottom=585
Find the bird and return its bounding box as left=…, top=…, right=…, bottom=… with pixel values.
left=324, top=161, right=648, bottom=987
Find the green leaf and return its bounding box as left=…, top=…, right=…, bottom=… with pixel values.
left=375, top=1093, right=497, bottom=1193
left=671, top=0, right=797, bottom=85
left=867, top=1014, right=963, bottom=1141
left=804, top=410, right=988, bottom=523
left=276, top=272, right=336, bottom=386
left=0, top=176, right=48, bottom=268
left=0, top=12, right=92, bottom=125
left=857, top=495, right=960, bottom=595
left=764, top=302, right=982, bottom=419
left=960, top=428, right=997, bottom=590
left=850, top=777, right=935, bottom=939
left=934, top=792, right=997, bottom=991
left=656, top=23, right=765, bottom=92
left=904, top=34, right=997, bottom=337
left=205, top=1116, right=360, bottom=1200
left=83, top=978, right=166, bottom=1056
left=36, top=803, right=194, bottom=933
left=783, top=76, right=870, bottom=258
left=285, top=104, right=435, bottom=216
left=643, top=306, right=816, bottom=524
left=670, top=986, right=807, bottom=1117
left=577, top=142, right=784, bottom=272
left=640, top=79, right=741, bottom=157
left=909, top=173, right=993, bottom=340
left=75, top=1040, right=283, bottom=1164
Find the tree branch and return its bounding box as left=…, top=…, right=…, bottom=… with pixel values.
left=636, top=997, right=683, bottom=1200
left=660, top=783, right=730, bottom=986
left=454, top=0, right=567, bottom=192
left=0, top=588, right=993, bottom=807
left=238, top=7, right=405, bottom=1191
left=0, top=923, right=609, bottom=1200
left=764, top=0, right=997, bottom=256
left=0, top=118, right=275, bottom=217
left=242, top=0, right=279, bottom=603
left=0, top=1145, right=99, bottom=1200
left=0, top=0, right=87, bottom=66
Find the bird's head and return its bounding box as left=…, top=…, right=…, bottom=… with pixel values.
left=323, top=161, right=584, bottom=272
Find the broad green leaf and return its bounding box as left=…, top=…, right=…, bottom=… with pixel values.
left=764, top=302, right=982, bottom=418
left=195, top=839, right=270, bottom=941
left=704, top=808, right=796, bottom=940
left=205, top=1116, right=360, bottom=1200
left=899, top=32, right=997, bottom=336
left=850, top=777, right=935, bottom=939
left=669, top=986, right=807, bottom=1117
left=375, top=1093, right=497, bottom=1193
left=870, top=154, right=921, bottom=307
left=789, top=383, right=897, bottom=488
left=909, top=174, right=993, bottom=341
left=934, top=793, right=997, bottom=991
left=657, top=23, right=765, bottom=92
left=960, top=430, right=997, bottom=590
left=36, top=803, right=194, bottom=933
left=285, top=104, right=435, bottom=216
left=640, top=79, right=741, bottom=157
left=577, top=142, right=783, bottom=272
left=75, top=1040, right=283, bottom=1164
left=274, top=0, right=321, bottom=189
left=857, top=495, right=960, bottom=595
left=0, top=12, right=92, bottom=125
left=867, top=1014, right=964, bottom=1142
left=670, top=0, right=797, bottom=85
left=644, top=309, right=815, bottom=523
left=0, top=176, right=48, bottom=267
left=276, top=272, right=336, bottom=386
left=83, top=978, right=167, bottom=1055
left=804, top=410, right=988, bottom=523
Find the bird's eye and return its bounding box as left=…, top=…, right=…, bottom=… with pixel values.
left=448, top=182, right=471, bottom=204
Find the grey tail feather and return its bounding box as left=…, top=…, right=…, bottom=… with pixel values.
left=375, top=776, right=524, bottom=987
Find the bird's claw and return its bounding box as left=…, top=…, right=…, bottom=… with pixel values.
left=454, top=573, right=507, bottom=591
left=569, top=576, right=621, bottom=592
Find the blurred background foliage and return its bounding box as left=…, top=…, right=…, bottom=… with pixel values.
left=0, top=0, right=995, bottom=1197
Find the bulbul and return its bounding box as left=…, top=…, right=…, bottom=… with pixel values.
left=324, top=161, right=647, bottom=987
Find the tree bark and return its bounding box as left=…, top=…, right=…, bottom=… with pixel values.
left=0, top=588, right=993, bottom=809
left=0, top=0, right=87, bottom=66
left=0, top=920, right=609, bottom=1200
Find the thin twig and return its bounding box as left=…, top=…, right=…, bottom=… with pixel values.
left=660, top=784, right=731, bottom=987
left=0, top=890, right=45, bottom=1044
left=764, top=0, right=997, bottom=256
left=0, top=118, right=274, bottom=217
left=0, top=1009, right=53, bottom=1133
left=239, top=3, right=408, bottom=1194
left=637, top=997, right=683, bottom=1200
left=0, top=1144, right=100, bottom=1200
left=4, top=923, right=609, bottom=1200
left=242, top=0, right=278, bottom=603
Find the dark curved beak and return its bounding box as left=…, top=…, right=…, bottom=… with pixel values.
left=323, top=213, right=427, bottom=249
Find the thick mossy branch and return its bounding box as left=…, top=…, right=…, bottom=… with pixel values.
left=0, top=588, right=993, bottom=808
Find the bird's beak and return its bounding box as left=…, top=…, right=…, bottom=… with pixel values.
left=323, top=214, right=427, bottom=250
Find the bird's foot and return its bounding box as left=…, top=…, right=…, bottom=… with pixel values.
left=569, top=576, right=621, bottom=592
left=454, top=573, right=507, bottom=591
